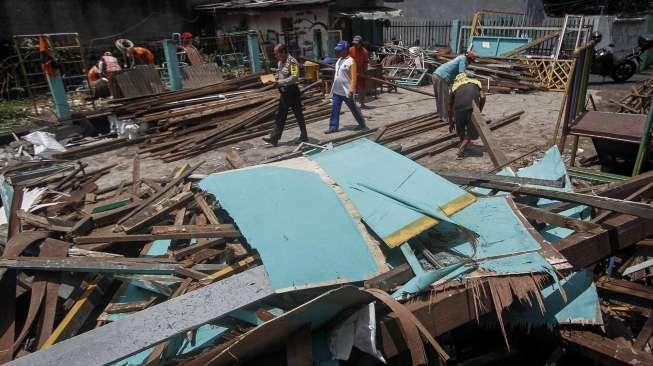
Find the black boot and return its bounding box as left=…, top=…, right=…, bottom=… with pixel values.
left=262, top=136, right=278, bottom=146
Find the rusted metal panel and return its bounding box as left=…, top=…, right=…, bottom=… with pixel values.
left=570, top=111, right=648, bottom=144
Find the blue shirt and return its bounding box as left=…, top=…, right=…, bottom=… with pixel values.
left=434, top=55, right=469, bottom=83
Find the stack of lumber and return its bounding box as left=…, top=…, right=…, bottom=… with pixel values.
left=427, top=53, right=543, bottom=93
left=611, top=77, right=653, bottom=114
left=138, top=82, right=328, bottom=162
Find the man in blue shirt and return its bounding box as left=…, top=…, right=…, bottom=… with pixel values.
left=432, top=49, right=476, bottom=123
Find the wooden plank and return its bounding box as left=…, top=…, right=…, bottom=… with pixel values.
left=556, top=214, right=653, bottom=269
left=122, top=192, right=195, bottom=234
left=151, top=224, right=236, bottom=235
left=634, top=239, right=653, bottom=257
left=132, top=155, right=140, bottom=195
left=286, top=325, right=312, bottom=366
left=193, top=193, right=221, bottom=225
left=0, top=257, right=226, bottom=275
left=16, top=210, right=72, bottom=232
left=168, top=239, right=226, bottom=261
left=515, top=203, right=602, bottom=232
left=456, top=179, right=653, bottom=219
left=41, top=278, right=111, bottom=349
left=440, top=170, right=566, bottom=188
left=73, top=229, right=241, bottom=244
left=174, top=266, right=208, bottom=281
left=471, top=104, right=509, bottom=168
left=633, top=314, right=653, bottom=350
left=364, top=263, right=414, bottom=293
left=9, top=266, right=273, bottom=366
left=560, top=329, right=653, bottom=365
left=199, top=256, right=257, bottom=286
left=105, top=297, right=156, bottom=314
left=501, top=31, right=561, bottom=57
left=596, top=276, right=653, bottom=305
left=117, top=162, right=203, bottom=224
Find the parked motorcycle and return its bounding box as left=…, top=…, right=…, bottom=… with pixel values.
left=591, top=33, right=653, bottom=82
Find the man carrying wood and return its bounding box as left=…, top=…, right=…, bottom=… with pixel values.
left=451, top=73, right=485, bottom=159
left=263, top=44, right=308, bottom=146
left=432, top=48, right=476, bottom=123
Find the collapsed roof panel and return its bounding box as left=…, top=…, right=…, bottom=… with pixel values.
left=310, top=138, right=477, bottom=248
left=199, top=166, right=380, bottom=291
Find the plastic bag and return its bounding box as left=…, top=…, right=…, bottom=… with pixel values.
left=23, top=131, right=66, bottom=158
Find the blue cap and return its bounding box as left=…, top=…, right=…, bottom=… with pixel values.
left=334, top=40, right=349, bottom=52
left=352, top=35, right=362, bottom=44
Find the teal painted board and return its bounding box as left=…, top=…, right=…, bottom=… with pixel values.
left=516, top=146, right=591, bottom=240
left=311, top=139, right=475, bottom=247
left=509, top=270, right=601, bottom=327
left=394, top=196, right=553, bottom=298
left=448, top=196, right=542, bottom=258
left=470, top=36, right=530, bottom=57
left=199, top=166, right=379, bottom=291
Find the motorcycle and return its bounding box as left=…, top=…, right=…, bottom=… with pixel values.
left=591, top=33, right=653, bottom=82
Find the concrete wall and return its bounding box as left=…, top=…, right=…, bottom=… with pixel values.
left=214, top=6, right=331, bottom=59
left=382, top=0, right=547, bottom=23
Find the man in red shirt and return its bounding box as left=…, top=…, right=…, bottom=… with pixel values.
left=348, top=35, right=369, bottom=108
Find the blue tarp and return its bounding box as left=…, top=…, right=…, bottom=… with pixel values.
left=311, top=139, right=476, bottom=248
left=199, top=166, right=380, bottom=291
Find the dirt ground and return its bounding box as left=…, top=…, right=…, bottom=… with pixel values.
left=83, top=71, right=653, bottom=186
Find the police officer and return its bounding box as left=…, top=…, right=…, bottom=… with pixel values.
left=263, top=44, right=308, bottom=146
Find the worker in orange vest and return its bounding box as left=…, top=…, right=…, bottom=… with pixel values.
left=348, top=35, right=369, bottom=108
left=125, top=46, right=155, bottom=67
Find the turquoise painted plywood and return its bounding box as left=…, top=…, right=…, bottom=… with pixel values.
left=311, top=139, right=475, bottom=248
left=516, top=146, right=591, bottom=241
left=394, top=196, right=552, bottom=298
left=470, top=36, right=530, bottom=57
left=509, top=270, right=601, bottom=327
left=199, top=166, right=379, bottom=291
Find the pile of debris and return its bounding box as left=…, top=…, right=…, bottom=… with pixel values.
left=428, top=53, right=543, bottom=93
left=611, top=77, right=653, bottom=114
left=3, top=131, right=653, bottom=365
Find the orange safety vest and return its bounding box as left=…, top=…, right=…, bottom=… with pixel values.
left=133, top=47, right=155, bottom=65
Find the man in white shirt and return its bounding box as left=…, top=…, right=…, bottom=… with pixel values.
left=325, top=40, right=367, bottom=134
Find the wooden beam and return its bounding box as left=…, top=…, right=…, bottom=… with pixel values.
left=560, top=329, right=653, bottom=365
left=117, top=162, right=203, bottom=224
left=501, top=31, right=561, bottom=57
left=0, top=257, right=225, bottom=275
left=471, top=104, right=509, bottom=168
left=151, top=224, right=236, bottom=235
left=226, top=148, right=247, bottom=169
left=193, top=193, right=221, bottom=225
left=633, top=314, right=653, bottom=351
left=168, top=239, right=226, bottom=261
left=455, top=179, right=653, bottom=219
left=122, top=191, right=194, bottom=234
left=516, top=203, right=602, bottom=232
left=596, top=276, right=653, bottom=306
left=440, top=170, right=565, bottom=188
left=73, top=229, right=241, bottom=244
left=364, top=263, right=414, bottom=293
left=556, top=214, right=653, bottom=269
left=132, top=155, right=140, bottom=195
left=634, top=239, right=653, bottom=257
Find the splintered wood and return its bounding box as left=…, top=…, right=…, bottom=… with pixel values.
left=611, top=77, right=653, bottom=114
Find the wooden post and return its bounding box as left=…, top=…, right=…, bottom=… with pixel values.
left=471, top=104, right=509, bottom=168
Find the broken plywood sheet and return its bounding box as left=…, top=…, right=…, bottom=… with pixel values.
left=311, top=139, right=476, bottom=248
left=394, top=196, right=565, bottom=298
left=516, top=147, right=590, bottom=242
left=199, top=166, right=380, bottom=291
left=509, top=270, right=602, bottom=327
